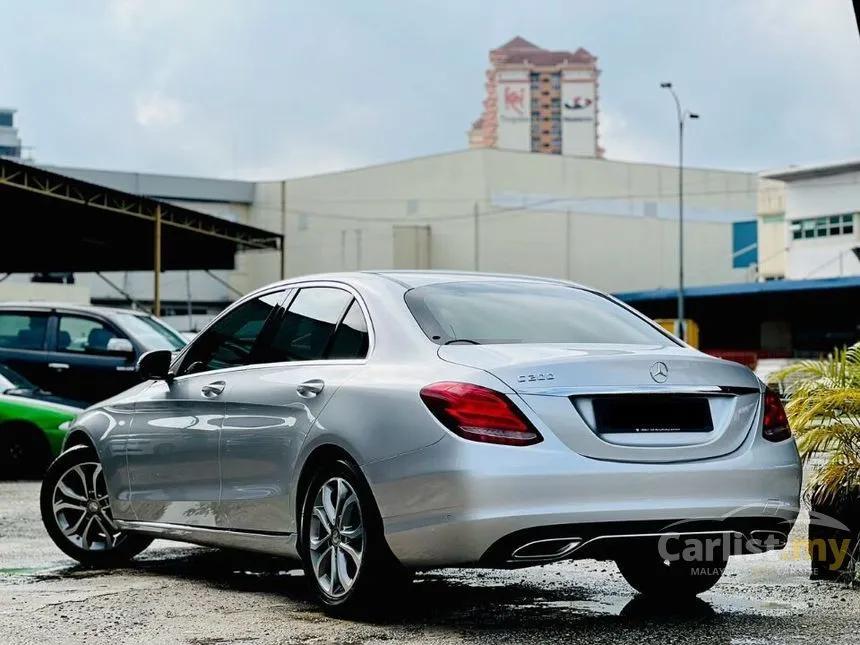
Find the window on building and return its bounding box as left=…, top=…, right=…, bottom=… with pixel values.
left=791, top=213, right=857, bottom=240
left=0, top=112, right=13, bottom=127
left=550, top=73, right=561, bottom=89
left=0, top=145, right=20, bottom=158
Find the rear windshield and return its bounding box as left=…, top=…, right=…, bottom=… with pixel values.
left=404, top=281, right=676, bottom=346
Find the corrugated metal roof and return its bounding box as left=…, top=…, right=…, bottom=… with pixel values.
left=39, top=165, right=256, bottom=204
left=615, top=276, right=860, bottom=302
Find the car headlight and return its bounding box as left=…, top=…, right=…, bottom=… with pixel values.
left=59, top=421, right=71, bottom=432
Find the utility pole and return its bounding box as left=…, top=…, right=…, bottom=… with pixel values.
left=660, top=82, right=699, bottom=342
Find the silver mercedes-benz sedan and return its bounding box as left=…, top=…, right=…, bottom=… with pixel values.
left=40, top=271, right=802, bottom=615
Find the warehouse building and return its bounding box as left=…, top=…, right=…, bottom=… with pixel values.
left=3, top=148, right=761, bottom=331
left=245, top=148, right=760, bottom=296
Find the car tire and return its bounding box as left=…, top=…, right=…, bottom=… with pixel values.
left=0, top=422, right=53, bottom=480
left=40, top=445, right=153, bottom=567
left=299, top=458, right=412, bottom=617
left=615, top=543, right=728, bottom=598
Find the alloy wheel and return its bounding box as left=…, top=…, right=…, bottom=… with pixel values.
left=51, top=461, right=125, bottom=551
left=308, top=476, right=365, bottom=599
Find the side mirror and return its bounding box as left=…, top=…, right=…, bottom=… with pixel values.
left=137, top=349, right=174, bottom=381
left=106, top=337, right=135, bottom=356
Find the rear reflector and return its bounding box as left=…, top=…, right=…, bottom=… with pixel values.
left=419, top=381, right=543, bottom=446
left=762, top=388, right=791, bottom=442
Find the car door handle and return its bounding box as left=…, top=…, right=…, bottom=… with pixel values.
left=201, top=381, right=226, bottom=398
left=296, top=379, right=325, bottom=398
left=48, top=363, right=70, bottom=370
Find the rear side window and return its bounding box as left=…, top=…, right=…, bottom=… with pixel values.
left=404, top=281, right=675, bottom=346
left=0, top=312, right=50, bottom=350
left=265, top=287, right=353, bottom=361
left=327, top=300, right=370, bottom=360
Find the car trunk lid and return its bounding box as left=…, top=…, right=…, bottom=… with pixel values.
left=438, top=343, right=763, bottom=463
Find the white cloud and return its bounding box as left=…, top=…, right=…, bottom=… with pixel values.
left=134, top=92, right=185, bottom=128
left=600, top=110, right=670, bottom=164
left=108, top=0, right=198, bottom=34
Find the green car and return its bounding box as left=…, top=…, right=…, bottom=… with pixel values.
left=0, top=363, right=84, bottom=479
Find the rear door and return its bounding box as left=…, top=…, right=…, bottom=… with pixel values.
left=219, top=284, right=371, bottom=533
left=0, top=309, right=51, bottom=389
left=44, top=311, right=137, bottom=404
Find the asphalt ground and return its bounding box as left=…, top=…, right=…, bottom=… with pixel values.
left=1, top=480, right=859, bottom=645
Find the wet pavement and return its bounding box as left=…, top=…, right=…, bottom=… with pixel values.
left=1, top=481, right=858, bottom=644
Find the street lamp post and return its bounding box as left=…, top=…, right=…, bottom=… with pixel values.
left=660, top=82, right=698, bottom=343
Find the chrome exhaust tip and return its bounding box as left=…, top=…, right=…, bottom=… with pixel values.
left=511, top=537, right=582, bottom=562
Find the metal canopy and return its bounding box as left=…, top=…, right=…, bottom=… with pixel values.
left=0, top=158, right=284, bottom=314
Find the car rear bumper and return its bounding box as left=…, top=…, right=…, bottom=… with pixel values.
left=362, top=432, right=802, bottom=568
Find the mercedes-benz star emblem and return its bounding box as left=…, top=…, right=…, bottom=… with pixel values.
left=649, top=361, right=669, bottom=383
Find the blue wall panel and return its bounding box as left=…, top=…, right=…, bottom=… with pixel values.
left=732, top=220, right=758, bottom=268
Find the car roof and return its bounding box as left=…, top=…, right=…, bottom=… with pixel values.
left=368, top=270, right=590, bottom=289
left=0, top=301, right=149, bottom=319
left=257, top=270, right=591, bottom=291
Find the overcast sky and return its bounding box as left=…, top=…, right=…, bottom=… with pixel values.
left=2, top=0, right=858, bottom=180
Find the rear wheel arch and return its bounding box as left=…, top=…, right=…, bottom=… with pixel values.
left=295, top=444, right=358, bottom=532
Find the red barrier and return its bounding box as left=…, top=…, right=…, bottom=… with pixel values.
left=702, top=349, right=759, bottom=370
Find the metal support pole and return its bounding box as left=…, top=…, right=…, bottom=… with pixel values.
left=473, top=202, right=479, bottom=271
left=678, top=117, right=685, bottom=342
left=154, top=204, right=162, bottom=317
left=280, top=180, right=287, bottom=280
left=280, top=240, right=286, bottom=281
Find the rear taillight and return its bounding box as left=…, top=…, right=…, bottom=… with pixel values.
left=419, top=381, right=543, bottom=446
left=762, top=388, right=791, bottom=442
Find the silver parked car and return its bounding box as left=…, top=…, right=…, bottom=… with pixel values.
left=40, top=271, right=802, bottom=615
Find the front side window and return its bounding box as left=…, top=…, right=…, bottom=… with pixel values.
left=264, top=287, right=353, bottom=362
left=405, top=281, right=676, bottom=346
left=179, top=290, right=285, bottom=375
left=57, top=315, right=124, bottom=354
left=0, top=313, right=49, bottom=350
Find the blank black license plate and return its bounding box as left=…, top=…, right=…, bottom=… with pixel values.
left=590, top=395, right=714, bottom=434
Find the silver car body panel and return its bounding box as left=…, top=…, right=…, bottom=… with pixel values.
left=61, top=270, right=802, bottom=568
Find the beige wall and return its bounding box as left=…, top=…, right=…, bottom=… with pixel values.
left=241, top=149, right=759, bottom=294
left=0, top=282, right=90, bottom=304
left=756, top=178, right=787, bottom=279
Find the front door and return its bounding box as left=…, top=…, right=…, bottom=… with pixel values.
left=128, top=288, right=289, bottom=527
left=45, top=313, right=137, bottom=404
left=126, top=375, right=226, bottom=526
left=220, top=286, right=371, bottom=533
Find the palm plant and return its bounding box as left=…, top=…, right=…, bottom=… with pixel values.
left=772, top=344, right=860, bottom=581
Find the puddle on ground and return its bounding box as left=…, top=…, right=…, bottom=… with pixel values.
left=519, top=592, right=801, bottom=620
